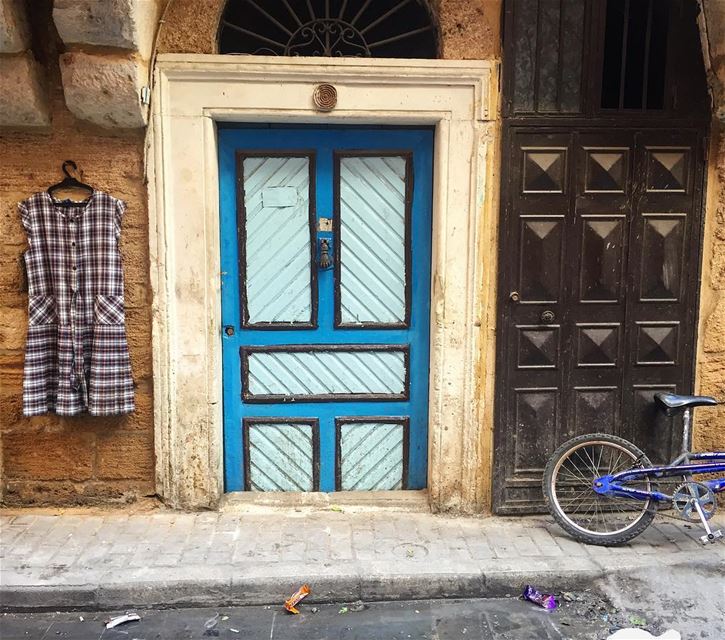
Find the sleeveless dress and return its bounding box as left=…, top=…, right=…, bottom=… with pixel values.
left=19, top=190, right=135, bottom=416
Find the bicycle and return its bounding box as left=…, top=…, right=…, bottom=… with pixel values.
left=543, top=393, right=725, bottom=546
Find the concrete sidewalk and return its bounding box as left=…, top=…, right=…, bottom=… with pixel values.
left=2, top=506, right=723, bottom=611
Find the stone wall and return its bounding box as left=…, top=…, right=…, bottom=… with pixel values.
left=695, top=0, right=725, bottom=450
left=0, top=2, right=155, bottom=504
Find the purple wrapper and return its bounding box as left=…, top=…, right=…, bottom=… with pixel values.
left=522, top=585, right=558, bottom=610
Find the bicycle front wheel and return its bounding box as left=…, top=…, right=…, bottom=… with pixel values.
left=543, top=433, right=657, bottom=546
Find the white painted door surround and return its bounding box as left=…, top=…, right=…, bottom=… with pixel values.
left=148, top=54, right=499, bottom=511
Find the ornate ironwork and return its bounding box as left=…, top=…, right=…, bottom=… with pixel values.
left=219, top=0, right=438, bottom=58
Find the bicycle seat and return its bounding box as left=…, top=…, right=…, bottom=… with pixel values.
left=654, top=393, right=718, bottom=411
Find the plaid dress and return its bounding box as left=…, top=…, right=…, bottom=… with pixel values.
left=20, top=190, right=135, bottom=416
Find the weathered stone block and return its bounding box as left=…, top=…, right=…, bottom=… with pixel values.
left=0, top=54, right=50, bottom=128
left=711, top=243, right=725, bottom=290
left=0, top=0, right=30, bottom=53
left=0, top=304, right=26, bottom=350
left=59, top=53, right=148, bottom=129
left=53, top=0, right=160, bottom=59
left=0, top=351, right=24, bottom=424
left=3, top=429, right=95, bottom=481
left=1, top=479, right=154, bottom=505
left=97, top=430, right=154, bottom=480
left=702, top=297, right=725, bottom=353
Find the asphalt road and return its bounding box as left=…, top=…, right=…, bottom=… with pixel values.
left=2, top=563, right=720, bottom=640
left=1, top=597, right=614, bottom=640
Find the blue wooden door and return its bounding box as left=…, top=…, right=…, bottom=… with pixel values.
left=219, top=126, right=433, bottom=492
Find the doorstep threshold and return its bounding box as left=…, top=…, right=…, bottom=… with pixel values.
left=220, top=489, right=430, bottom=513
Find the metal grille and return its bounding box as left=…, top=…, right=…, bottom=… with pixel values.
left=219, top=0, right=439, bottom=58
left=600, top=0, right=670, bottom=110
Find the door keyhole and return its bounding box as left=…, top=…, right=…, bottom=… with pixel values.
left=539, top=310, right=555, bottom=324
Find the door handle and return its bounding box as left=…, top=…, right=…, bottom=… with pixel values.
left=224, top=325, right=235, bottom=336
left=317, top=237, right=333, bottom=270
left=509, top=291, right=520, bottom=302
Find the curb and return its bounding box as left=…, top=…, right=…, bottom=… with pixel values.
left=0, top=567, right=607, bottom=612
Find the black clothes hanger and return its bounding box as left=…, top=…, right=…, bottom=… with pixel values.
left=47, top=160, right=94, bottom=206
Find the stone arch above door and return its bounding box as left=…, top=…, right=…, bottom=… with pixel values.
left=154, top=0, right=502, bottom=59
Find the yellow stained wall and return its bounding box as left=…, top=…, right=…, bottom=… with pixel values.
left=0, top=8, right=155, bottom=504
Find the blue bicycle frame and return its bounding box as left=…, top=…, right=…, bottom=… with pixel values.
left=594, top=452, right=725, bottom=502
left=593, top=403, right=725, bottom=503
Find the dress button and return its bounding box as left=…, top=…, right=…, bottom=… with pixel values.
left=72, top=266, right=77, bottom=271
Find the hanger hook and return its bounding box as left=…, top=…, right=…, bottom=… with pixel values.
left=62, top=160, right=79, bottom=179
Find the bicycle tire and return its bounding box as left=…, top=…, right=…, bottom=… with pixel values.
left=543, top=433, right=657, bottom=546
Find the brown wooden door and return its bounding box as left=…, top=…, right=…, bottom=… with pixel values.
left=493, top=126, right=706, bottom=513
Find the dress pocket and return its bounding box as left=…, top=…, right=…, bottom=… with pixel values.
left=28, top=295, right=58, bottom=325
left=94, top=295, right=126, bottom=325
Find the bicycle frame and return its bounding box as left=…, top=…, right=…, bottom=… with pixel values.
left=593, top=404, right=725, bottom=503
left=594, top=452, right=725, bottom=502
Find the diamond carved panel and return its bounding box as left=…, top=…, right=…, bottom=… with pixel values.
left=519, top=216, right=564, bottom=303
left=635, top=322, right=679, bottom=365
left=523, top=149, right=566, bottom=193
left=513, top=389, right=557, bottom=475
left=640, top=215, right=685, bottom=301
left=579, top=217, right=625, bottom=302
left=517, top=326, right=559, bottom=369
left=585, top=150, right=627, bottom=192
left=630, top=385, right=678, bottom=463
left=573, top=387, right=617, bottom=435
left=646, top=149, right=689, bottom=192
left=576, top=324, right=620, bottom=367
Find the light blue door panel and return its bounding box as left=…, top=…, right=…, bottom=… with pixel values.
left=241, top=155, right=314, bottom=325
left=339, top=155, right=407, bottom=325
left=246, top=421, right=316, bottom=491
left=338, top=420, right=406, bottom=491
left=220, top=126, right=433, bottom=492
left=244, top=347, right=407, bottom=400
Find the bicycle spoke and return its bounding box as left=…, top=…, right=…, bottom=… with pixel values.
left=550, top=439, right=653, bottom=538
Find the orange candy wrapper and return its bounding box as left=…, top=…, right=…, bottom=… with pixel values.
left=284, top=584, right=311, bottom=614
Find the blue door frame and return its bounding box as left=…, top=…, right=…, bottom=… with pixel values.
left=219, top=126, right=433, bottom=492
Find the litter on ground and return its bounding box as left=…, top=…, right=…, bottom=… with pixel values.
left=284, top=584, right=311, bottom=614
left=522, top=585, right=558, bottom=610
left=607, top=629, right=681, bottom=640
left=105, top=612, right=141, bottom=629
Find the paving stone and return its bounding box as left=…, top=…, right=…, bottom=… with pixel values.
left=1, top=511, right=722, bottom=611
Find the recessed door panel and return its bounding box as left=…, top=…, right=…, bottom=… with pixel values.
left=518, top=216, right=564, bottom=303
left=220, top=127, right=433, bottom=493
left=337, top=154, right=409, bottom=326
left=241, top=155, right=315, bottom=326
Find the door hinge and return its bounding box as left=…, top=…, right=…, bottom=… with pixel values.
left=140, top=86, right=151, bottom=105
